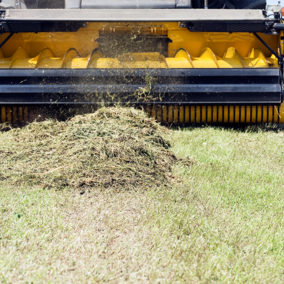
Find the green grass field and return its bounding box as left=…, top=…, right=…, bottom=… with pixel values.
left=1, top=126, right=284, bottom=283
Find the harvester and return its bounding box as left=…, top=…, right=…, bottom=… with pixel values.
left=0, top=0, right=284, bottom=125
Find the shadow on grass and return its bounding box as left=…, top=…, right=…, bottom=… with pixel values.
left=169, top=123, right=284, bottom=133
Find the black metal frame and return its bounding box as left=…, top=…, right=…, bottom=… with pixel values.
left=0, top=9, right=282, bottom=109
left=179, top=20, right=284, bottom=34
left=0, top=21, right=87, bottom=33
left=179, top=20, right=269, bottom=33
left=0, top=69, right=281, bottom=105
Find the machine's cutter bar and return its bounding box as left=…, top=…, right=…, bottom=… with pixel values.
left=0, top=69, right=281, bottom=105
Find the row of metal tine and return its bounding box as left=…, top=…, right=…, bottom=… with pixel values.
left=146, top=105, right=281, bottom=125
left=0, top=105, right=281, bottom=125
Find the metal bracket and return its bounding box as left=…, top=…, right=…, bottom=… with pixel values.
left=0, top=10, right=5, bottom=19
left=0, top=22, right=4, bottom=35
left=0, top=9, right=5, bottom=35
left=0, top=17, right=87, bottom=33
left=0, top=32, right=13, bottom=48
left=253, top=32, right=284, bottom=102
left=253, top=32, right=280, bottom=60
left=179, top=20, right=270, bottom=33
left=180, top=15, right=284, bottom=34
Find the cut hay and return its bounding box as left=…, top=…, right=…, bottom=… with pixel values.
left=0, top=107, right=183, bottom=190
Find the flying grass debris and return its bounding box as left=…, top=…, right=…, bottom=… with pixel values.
left=0, top=107, right=188, bottom=190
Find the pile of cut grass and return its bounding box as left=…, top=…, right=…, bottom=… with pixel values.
left=0, top=107, right=182, bottom=190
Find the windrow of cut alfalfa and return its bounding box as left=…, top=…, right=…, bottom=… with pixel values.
left=0, top=107, right=180, bottom=190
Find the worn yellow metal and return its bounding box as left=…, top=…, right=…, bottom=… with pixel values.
left=0, top=22, right=279, bottom=69
left=0, top=46, right=278, bottom=69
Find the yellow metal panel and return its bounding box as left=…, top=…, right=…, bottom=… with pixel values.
left=279, top=103, right=284, bottom=124
left=190, top=106, right=195, bottom=123
left=3, top=23, right=277, bottom=60
left=274, top=106, right=279, bottom=124
left=218, top=106, right=223, bottom=123
left=201, top=106, right=206, bottom=123
left=87, top=50, right=104, bottom=68
left=0, top=22, right=281, bottom=126
left=96, top=58, right=122, bottom=68
left=24, top=107, right=29, bottom=123
left=243, top=49, right=269, bottom=68
left=162, top=106, right=168, bottom=123
left=0, top=29, right=278, bottom=70
left=257, top=106, right=262, bottom=123
left=223, top=106, right=228, bottom=123
left=18, top=107, right=23, bottom=124
left=11, top=104, right=284, bottom=126
left=281, top=31, right=284, bottom=58
left=0, top=58, right=12, bottom=68
left=229, top=106, right=234, bottom=123
left=212, top=106, right=217, bottom=123
left=156, top=105, right=162, bottom=122
left=12, top=107, right=17, bottom=124
left=1, top=106, right=5, bottom=123
left=37, top=57, right=62, bottom=68
left=62, top=48, right=81, bottom=68
left=240, top=106, right=246, bottom=123
left=29, top=107, right=34, bottom=123
left=251, top=106, right=256, bottom=123
left=179, top=106, right=184, bottom=123
left=262, top=106, right=268, bottom=123
left=184, top=106, right=190, bottom=123
left=2, top=45, right=273, bottom=69
left=6, top=107, right=11, bottom=123
left=267, top=54, right=278, bottom=68
left=37, top=48, right=55, bottom=68
left=151, top=105, right=156, bottom=119
left=10, top=47, right=30, bottom=68
left=67, top=57, right=89, bottom=69
left=196, top=106, right=201, bottom=123
left=246, top=106, right=251, bottom=123
left=192, top=48, right=219, bottom=68
left=174, top=106, right=179, bottom=123
left=235, top=106, right=240, bottom=123
left=12, top=58, right=38, bottom=69
left=0, top=23, right=278, bottom=67
left=166, top=49, right=193, bottom=68
left=268, top=106, right=273, bottom=123
left=168, top=29, right=278, bottom=59
left=207, top=106, right=212, bottom=123
left=119, top=53, right=168, bottom=69
left=218, top=47, right=244, bottom=68
left=146, top=105, right=151, bottom=118
left=168, top=105, right=173, bottom=123
left=34, top=106, right=40, bottom=121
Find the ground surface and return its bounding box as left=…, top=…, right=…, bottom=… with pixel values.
left=1, top=126, right=284, bottom=283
